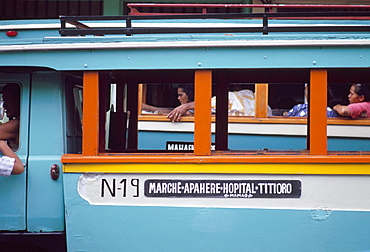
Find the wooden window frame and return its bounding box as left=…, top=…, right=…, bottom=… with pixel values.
left=60, top=68, right=370, bottom=178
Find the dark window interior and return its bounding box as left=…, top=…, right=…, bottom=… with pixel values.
left=0, top=0, right=103, bottom=20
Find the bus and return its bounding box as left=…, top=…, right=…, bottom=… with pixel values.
left=1, top=5, right=370, bottom=251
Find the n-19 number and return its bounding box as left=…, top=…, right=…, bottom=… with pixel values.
left=101, top=178, right=139, bottom=198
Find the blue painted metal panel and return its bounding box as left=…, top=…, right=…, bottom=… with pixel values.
left=27, top=72, right=65, bottom=232
left=1, top=19, right=370, bottom=71
left=139, top=131, right=194, bottom=149
left=328, top=137, right=370, bottom=151
left=0, top=74, right=30, bottom=231
left=0, top=175, right=26, bottom=230
left=1, top=45, right=370, bottom=71
left=0, top=20, right=60, bottom=40
left=64, top=173, right=370, bottom=252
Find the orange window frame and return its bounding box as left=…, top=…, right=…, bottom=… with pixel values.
left=79, top=69, right=362, bottom=157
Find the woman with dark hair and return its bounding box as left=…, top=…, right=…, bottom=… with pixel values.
left=167, top=84, right=195, bottom=122
left=177, top=84, right=194, bottom=104
left=333, top=83, right=370, bottom=118
left=142, top=84, right=194, bottom=121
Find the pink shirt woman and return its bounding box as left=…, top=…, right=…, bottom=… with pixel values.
left=334, top=83, right=370, bottom=118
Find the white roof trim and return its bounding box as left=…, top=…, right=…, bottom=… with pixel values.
left=1, top=39, right=370, bottom=52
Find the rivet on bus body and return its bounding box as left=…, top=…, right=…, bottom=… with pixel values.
left=312, top=61, right=317, bottom=65
left=127, top=57, right=130, bottom=60
left=310, top=207, right=332, bottom=221
left=6, top=31, right=18, bottom=37
left=84, top=64, right=88, bottom=68
left=264, top=56, right=267, bottom=59
left=360, top=55, right=363, bottom=58
left=198, top=62, right=202, bottom=66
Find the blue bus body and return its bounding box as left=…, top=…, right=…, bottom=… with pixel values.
left=0, top=12, right=370, bottom=251
left=63, top=173, right=370, bottom=252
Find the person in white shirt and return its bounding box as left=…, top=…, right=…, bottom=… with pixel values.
left=0, top=140, right=23, bottom=176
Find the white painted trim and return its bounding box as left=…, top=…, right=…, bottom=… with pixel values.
left=0, top=22, right=366, bottom=30
left=1, top=39, right=370, bottom=52
left=78, top=173, right=370, bottom=211
left=138, top=121, right=370, bottom=138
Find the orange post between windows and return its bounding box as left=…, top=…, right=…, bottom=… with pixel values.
left=194, top=70, right=212, bottom=156
left=309, top=69, right=327, bottom=155
left=255, top=83, right=268, bottom=118
left=82, top=71, right=100, bottom=156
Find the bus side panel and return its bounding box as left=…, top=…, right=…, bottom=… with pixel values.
left=64, top=171, right=370, bottom=251
left=0, top=74, right=30, bottom=231
left=0, top=176, right=26, bottom=230
left=27, top=72, right=65, bottom=232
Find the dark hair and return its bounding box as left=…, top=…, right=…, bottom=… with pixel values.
left=352, top=83, right=370, bottom=102
left=178, top=84, right=194, bottom=102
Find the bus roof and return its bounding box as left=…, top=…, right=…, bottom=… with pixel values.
left=1, top=13, right=370, bottom=71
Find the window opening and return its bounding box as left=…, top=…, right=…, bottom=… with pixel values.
left=0, top=83, right=21, bottom=151
left=65, top=73, right=83, bottom=154
left=81, top=69, right=370, bottom=156
left=0, top=0, right=103, bottom=20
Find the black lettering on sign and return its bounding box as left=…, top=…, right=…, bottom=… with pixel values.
left=144, top=180, right=301, bottom=198
left=166, top=141, right=215, bottom=152
left=131, top=178, right=139, bottom=197
left=101, top=178, right=115, bottom=197
left=101, top=178, right=139, bottom=198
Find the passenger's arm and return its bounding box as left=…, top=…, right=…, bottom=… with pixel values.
left=141, top=103, right=172, bottom=114
left=167, top=102, right=195, bottom=122
left=0, top=119, right=19, bottom=140
left=333, top=104, right=351, bottom=116
left=0, top=140, right=24, bottom=175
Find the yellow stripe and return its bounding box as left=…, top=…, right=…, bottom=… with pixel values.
left=63, top=163, right=370, bottom=175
